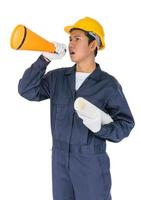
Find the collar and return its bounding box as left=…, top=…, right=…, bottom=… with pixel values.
left=65, top=63, right=102, bottom=81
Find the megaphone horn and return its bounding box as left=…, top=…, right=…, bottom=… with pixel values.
left=10, top=24, right=56, bottom=52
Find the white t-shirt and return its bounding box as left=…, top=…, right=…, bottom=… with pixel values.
left=75, top=71, right=91, bottom=90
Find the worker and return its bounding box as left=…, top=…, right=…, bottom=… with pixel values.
left=18, top=17, right=135, bottom=200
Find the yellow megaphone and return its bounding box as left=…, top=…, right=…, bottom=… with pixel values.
left=10, top=24, right=56, bottom=52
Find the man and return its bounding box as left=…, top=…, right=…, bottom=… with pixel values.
left=18, top=17, right=135, bottom=200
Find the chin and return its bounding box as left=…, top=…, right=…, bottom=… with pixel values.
left=70, top=57, right=79, bottom=63
left=71, top=58, right=76, bottom=62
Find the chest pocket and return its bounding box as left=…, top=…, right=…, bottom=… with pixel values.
left=52, top=95, right=71, bottom=120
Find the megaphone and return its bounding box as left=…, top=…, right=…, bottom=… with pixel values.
left=10, top=24, right=56, bottom=52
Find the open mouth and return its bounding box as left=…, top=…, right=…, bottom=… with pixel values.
left=70, top=52, right=75, bottom=55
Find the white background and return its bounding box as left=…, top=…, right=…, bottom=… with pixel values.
left=0, top=0, right=140, bottom=199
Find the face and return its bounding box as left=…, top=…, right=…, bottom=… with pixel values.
left=68, top=29, right=96, bottom=63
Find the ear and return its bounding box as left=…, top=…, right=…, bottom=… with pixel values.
left=89, top=40, right=98, bottom=52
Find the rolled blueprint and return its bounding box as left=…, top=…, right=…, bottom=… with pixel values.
left=74, top=97, right=113, bottom=125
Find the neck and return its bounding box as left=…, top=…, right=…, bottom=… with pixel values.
left=76, top=59, right=96, bottom=73
left=76, top=62, right=96, bottom=73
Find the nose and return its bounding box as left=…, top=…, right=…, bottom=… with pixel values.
left=69, top=40, right=75, bottom=49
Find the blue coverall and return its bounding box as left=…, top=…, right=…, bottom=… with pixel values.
left=18, top=55, right=135, bottom=200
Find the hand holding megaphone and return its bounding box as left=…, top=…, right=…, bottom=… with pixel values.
left=10, top=24, right=66, bottom=60
left=42, top=41, right=66, bottom=61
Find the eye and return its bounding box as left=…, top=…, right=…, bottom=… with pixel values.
left=76, top=37, right=80, bottom=41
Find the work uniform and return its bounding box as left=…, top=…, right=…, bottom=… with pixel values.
left=18, top=55, right=135, bottom=200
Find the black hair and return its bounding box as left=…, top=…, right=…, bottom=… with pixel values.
left=70, top=28, right=98, bottom=57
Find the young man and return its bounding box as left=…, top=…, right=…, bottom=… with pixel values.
left=18, top=17, right=135, bottom=200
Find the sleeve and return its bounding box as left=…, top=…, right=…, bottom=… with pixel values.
left=18, top=55, right=53, bottom=101
left=95, top=82, right=135, bottom=142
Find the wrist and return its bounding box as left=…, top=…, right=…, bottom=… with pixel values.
left=42, top=53, right=53, bottom=61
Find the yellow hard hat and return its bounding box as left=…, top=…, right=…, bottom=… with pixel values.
left=64, top=17, right=105, bottom=50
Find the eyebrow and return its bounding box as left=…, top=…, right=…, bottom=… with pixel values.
left=69, top=35, right=82, bottom=39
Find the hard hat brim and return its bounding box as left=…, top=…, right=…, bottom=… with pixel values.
left=64, top=25, right=77, bottom=33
